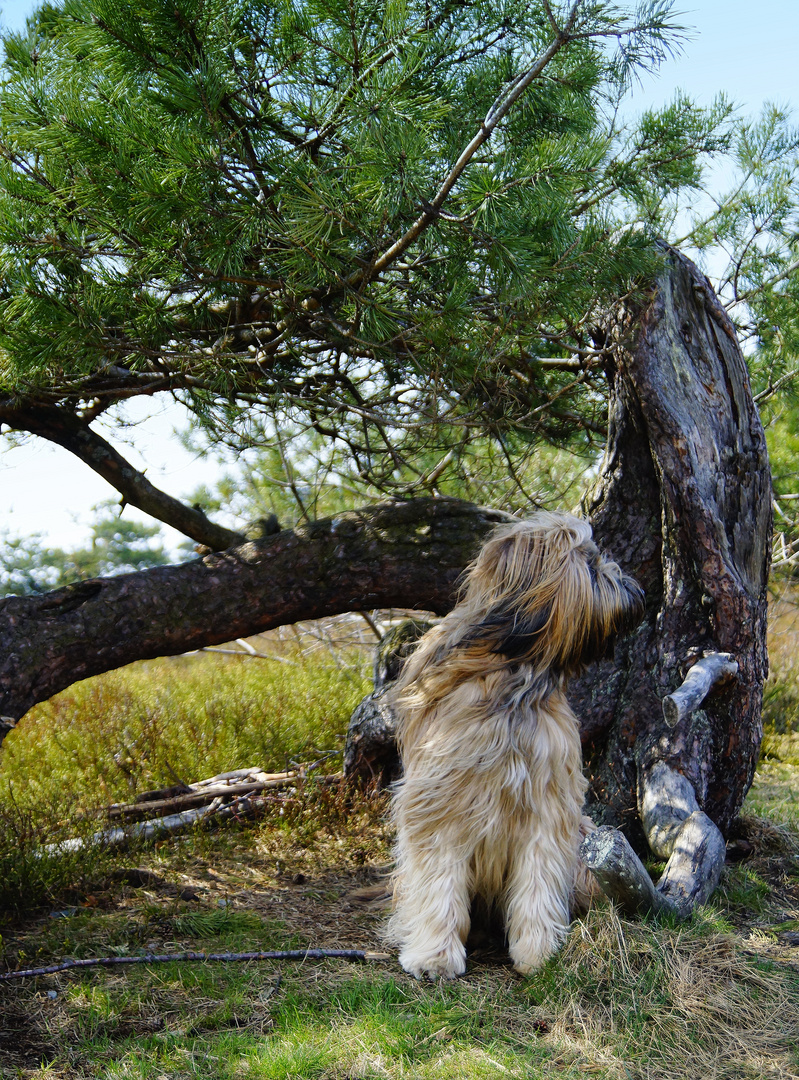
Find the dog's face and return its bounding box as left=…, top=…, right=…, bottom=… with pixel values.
left=460, top=512, right=645, bottom=674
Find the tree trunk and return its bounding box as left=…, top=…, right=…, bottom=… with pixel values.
left=343, top=247, right=771, bottom=892
left=570, top=244, right=771, bottom=844
left=0, top=499, right=510, bottom=744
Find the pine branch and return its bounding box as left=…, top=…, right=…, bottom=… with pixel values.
left=359, top=3, right=582, bottom=285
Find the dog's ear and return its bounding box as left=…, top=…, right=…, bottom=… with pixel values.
left=462, top=603, right=552, bottom=659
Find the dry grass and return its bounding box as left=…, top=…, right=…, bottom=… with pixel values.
left=549, top=906, right=799, bottom=1080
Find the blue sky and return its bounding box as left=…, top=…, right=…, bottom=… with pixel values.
left=2, top=0, right=798, bottom=549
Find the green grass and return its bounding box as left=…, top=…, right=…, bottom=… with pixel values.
left=1, top=650, right=370, bottom=808
left=4, top=895, right=799, bottom=1079
left=0, top=648, right=370, bottom=913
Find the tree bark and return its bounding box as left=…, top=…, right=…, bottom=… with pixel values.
left=0, top=498, right=510, bottom=744
left=571, top=243, right=771, bottom=841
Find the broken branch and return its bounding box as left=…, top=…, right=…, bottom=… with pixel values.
left=662, top=652, right=738, bottom=728
left=579, top=826, right=679, bottom=918
left=0, top=948, right=391, bottom=981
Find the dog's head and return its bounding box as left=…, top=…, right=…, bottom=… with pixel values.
left=459, top=512, right=645, bottom=674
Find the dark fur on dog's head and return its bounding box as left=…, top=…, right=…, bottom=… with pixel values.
left=456, top=512, right=644, bottom=674
left=391, top=511, right=645, bottom=714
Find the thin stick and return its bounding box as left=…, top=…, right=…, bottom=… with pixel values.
left=0, top=948, right=392, bottom=981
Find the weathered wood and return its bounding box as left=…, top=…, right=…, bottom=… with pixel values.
left=107, top=774, right=296, bottom=821
left=638, top=760, right=701, bottom=859
left=662, top=653, right=739, bottom=728
left=339, top=249, right=771, bottom=856
left=573, top=244, right=771, bottom=839
left=373, top=619, right=434, bottom=690
left=639, top=761, right=726, bottom=916
left=343, top=691, right=401, bottom=788
left=0, top=499, right=511, bottom=742
left=655, top=810, right=726, bottom=915
left=47, top=800, right=223, bottom=854
left=585, top=762, right=727, bottom=918
left=344, top=618, right=434, bottom=787
left=579, top=826, right=678, bottom=918
left=0, top=948, right=392, bottom=982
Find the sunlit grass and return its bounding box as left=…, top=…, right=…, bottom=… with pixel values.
left=1, top=650, right=369, bottom=810
left=0, top=646, right=369, bottom=912
left=5, top=902, right=799, bottom=1080
left=1, top=610, right=799, bottom=1078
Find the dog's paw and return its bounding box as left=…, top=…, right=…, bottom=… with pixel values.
left=399, top=942, right=466, bottom=981
left=508, top=929, right=562, bottom=976
left=510, top=955, right=546, bottom=976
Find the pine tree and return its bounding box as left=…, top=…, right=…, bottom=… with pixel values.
left=0, top=0, right=733, bottom=507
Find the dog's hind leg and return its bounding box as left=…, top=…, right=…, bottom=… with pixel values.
left=390, top=850, right=471, bottom=980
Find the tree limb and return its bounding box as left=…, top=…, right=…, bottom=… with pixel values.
left=0, top=948, right=391, bottom=981
left=638, top=762, right=726, bottom=916
left=0, top=497, right=511, bottom=741
left=579, top=826, right=678, bottom=918
left=582, top=761, right=727, bottom=920
left=662, top=652, right=739, bottom=728
left=0, top=401, right=242, bottom=550
left=361, top=4, right=581, bottom=283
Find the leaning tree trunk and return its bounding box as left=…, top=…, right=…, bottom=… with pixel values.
left=0, top=247, right=771, bottom=917
left=571, top=244, right=771, bottom=842
left=342, top=246, right=771, bottom=915
left=0, top=499, right=510, bottom=745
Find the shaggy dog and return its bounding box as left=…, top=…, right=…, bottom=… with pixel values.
left=387, top=512, right=644, bottom=979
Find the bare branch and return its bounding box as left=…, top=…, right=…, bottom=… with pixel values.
left=0, top=401, right=242, bottom=549
left=662, top=652, right=739, bottom=728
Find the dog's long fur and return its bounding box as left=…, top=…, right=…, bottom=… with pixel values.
left=387, top=511, right=644, bottom=979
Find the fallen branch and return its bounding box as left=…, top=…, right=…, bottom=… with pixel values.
left=48, top=800, right=229, bottom=855
left=50, top=767, right=344, bottom=855
left=0, top=948, right=392, bottom=981
left=108, top=771, right=297, bottom=821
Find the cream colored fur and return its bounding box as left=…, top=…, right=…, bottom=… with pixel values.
left=387, top=512, right=643, bottom=979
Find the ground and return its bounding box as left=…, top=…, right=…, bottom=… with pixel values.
left=1, top=780, right=799, bottom=1080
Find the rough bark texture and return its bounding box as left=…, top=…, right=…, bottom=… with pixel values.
left=342, top=248, right=771, bottom=852
left=343, top=619, right=433, bottom=788
left=571, top=244, right=771, bottom=840
left=0, top=499, right=510, bottom=743
left=579, top=826, right=676, bottom=918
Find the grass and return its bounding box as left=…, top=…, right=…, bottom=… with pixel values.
left=1, top=649, right=370, bottom=806
left=1, top=621, right=799, bottom=1079
left=0, top=642, right=370, bottom=913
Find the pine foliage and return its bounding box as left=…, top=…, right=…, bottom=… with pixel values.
left=0, top=0, right=734, bottom=486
